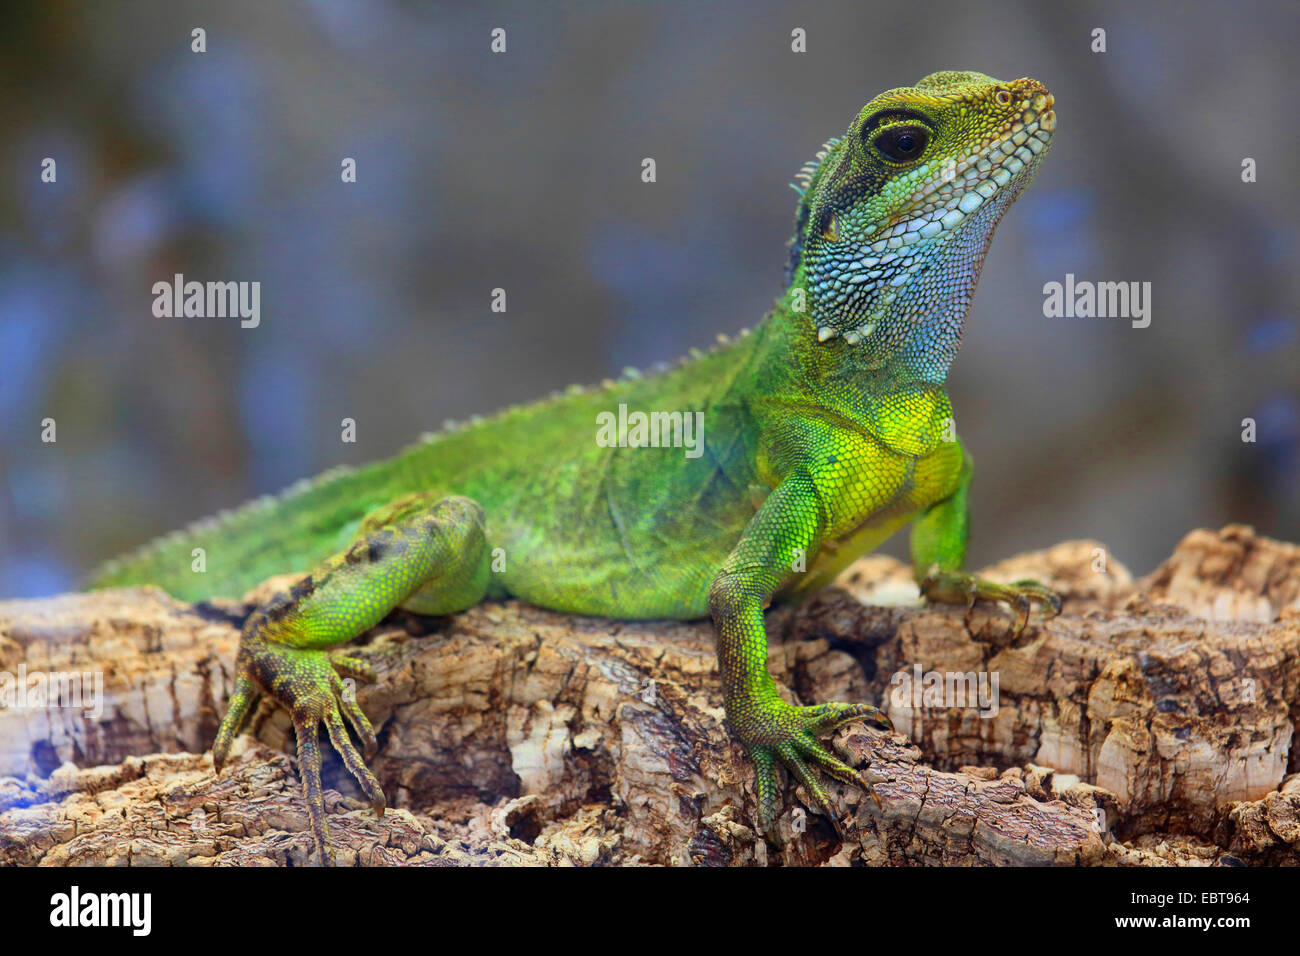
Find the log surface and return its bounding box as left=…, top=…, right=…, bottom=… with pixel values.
left=2, top=524, right=1298, bottom=866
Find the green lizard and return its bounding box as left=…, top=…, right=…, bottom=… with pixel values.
left=92, top=70, right=1060, bottom=864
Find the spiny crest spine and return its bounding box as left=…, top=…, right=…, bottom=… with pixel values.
left=788, top=136, right=842, bottom=285
left=789, top=136, right=841, bottom=197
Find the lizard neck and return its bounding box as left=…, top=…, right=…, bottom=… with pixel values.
left=769, top=255, right=974, bottom=416
left=789, top=194, right=1007, bottom=395
left=740, top=298, right=955, bottom=467
left=739, top=209, right=1003, bottom=440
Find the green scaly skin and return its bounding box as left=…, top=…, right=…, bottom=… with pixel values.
left=92, top=71, right=1061, bottom=863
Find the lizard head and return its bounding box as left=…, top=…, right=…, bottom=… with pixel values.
left=788, top=71, right=1054, bottom=376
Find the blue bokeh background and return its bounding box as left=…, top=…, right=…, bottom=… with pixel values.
left=1, top=0, right=1296, bottom=597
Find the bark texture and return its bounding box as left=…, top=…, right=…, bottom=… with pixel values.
left=2, top=524, right=1299, bottom=866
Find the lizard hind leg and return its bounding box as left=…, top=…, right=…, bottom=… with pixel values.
left=212, top=492, right=492, bottom=865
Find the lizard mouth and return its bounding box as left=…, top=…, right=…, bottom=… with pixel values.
left=875, top=88, right=1055, bottom=253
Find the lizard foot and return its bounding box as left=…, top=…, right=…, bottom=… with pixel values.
left=212, top=632, right=384, bottom=866
left=920, top=569, right=1061, bottom=639
left=735, top=698, right=893, bottom=838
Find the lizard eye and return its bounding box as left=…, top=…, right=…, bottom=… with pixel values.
left=872, top=125, right=929, bottom=164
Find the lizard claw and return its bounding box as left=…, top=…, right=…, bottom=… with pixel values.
left=735, top=699, right=892, bottom=838
left=212, top=631, right=386, bottom=865
left=921, top=569, right=1061, bottom=639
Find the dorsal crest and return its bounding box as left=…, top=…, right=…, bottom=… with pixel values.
left=786, top=136, right=841, bottom=285
left=789, top=136, right=841, bottom=198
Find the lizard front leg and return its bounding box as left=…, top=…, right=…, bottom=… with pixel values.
left=212, top=492, right=491, bottom=864
left=709, top=470, right=892, bottom=838
left=910, top=446, right=1061, bottom=636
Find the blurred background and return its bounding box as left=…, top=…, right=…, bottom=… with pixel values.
left=0, top=0, right=1296, bottom=598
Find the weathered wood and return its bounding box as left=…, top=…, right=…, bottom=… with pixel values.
left=1, top=524, right=1297, bottom=866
